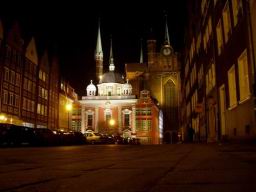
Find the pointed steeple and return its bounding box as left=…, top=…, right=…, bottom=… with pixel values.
left=164, top=14, right=170, bottom=45
left=95, top=19, right=103, bottom=80
left=140, top=38, right=143, bottom=64
left=95, top=19, right=103, bottom=59
left=109, top=37, right=115, bottom=71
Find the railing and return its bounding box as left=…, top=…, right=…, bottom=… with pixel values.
left=82, top=95, right=136, bottom=100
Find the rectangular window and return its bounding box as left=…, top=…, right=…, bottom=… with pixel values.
left=228, top=65, right=237, bottom=108
left=23, top=98, right=26, bottom=110
left=39, top=70, right=43, bottom=80
left=208, top=16, right=212, bottom=38
left=216, top=19, right=223, bottom=55
left=88, top=114, right=93, bottom=126
left=43, top=72, right=46, bottom=82
left=223, top=1, right=232, bottom=43
left=41, top=105, right=44, bottom=115
left=15, top=73, right=21, bottom=86
left=214, top=0, right=218, bottom=6
left=3, top=90, right=8, bottom=104
left=124, top=114, right=130, bottom=127
left=14, top=95, right=19, bottom=107
left=23, top=78, right=28, bottom=90
left=10, top=70, right=15, bottom=84
left=32, top=83, right=36, bottom=94
left=45, top=106, right=47, bottom=116
left=31, top=101, right=35, bottom=112
left=9, top=93, right=14, bottom=105
left=206, top=73, right=209, bottom=94
left=37, top=103, right=41, bottom=114
left=232, top=0, right=243, bottom=26
left=27, top=100, right=31, bottom=112
left=4, top=67, right=9, bottom=81
left=238, top=50, right=250, bottom=101
left=106, top=114, right=111, bottom=122
left=212, top=63, right=216, bottom=87
left=28, top=80, right=32, bottom=92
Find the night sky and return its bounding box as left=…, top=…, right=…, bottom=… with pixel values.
left=0, top=1, right=186, bottom=97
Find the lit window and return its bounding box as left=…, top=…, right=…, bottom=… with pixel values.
left=88, top=114, right=93, bottom=126
left=214, top=0, right=218, bottom=6
left=37, top=103, right=41, bottom=114
left=9, top=93, right=14, bottom=105
left=216, top=19, right=223, bottom=55
left=3, top=90, right=8, bottom=104
left=4, top=67, right=9, bottom=81
left=232, top=0, right=243, bottom=26
left=212, top=63, right=216, bottom=87
left=31, top=101, right=35, bottom=112
left=106, top=114, right=111, bottom=122
left=23, top=78, right=28, bottom=90
left=124, top=114, right=130, bottom=127
left=10, top=70, right=15, bottom=84
left=14, top=95, right=19, bottom=107
left=238, top=49, right=250, bottom=101
left=223, top=1, right=232, bottom=43
left=228, top=65, right=237, bottom=108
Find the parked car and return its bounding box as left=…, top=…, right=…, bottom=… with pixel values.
left=84, top=131, right=101, bottom=144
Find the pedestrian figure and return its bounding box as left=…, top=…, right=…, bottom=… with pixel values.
left=188, top=125, right=195, bottom=143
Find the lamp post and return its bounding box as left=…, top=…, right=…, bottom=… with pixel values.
left=109, top=118, right=115, bottom=134
left=65, top=103, right=72, bottom=132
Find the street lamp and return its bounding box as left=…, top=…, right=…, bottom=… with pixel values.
left=65, top=103, right=72, bottom=132
left=109, top=118, right=115, bottom=127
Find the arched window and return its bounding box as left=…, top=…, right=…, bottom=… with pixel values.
left=164, top=80, right=178, bottom=130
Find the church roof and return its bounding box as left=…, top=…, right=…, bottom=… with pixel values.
left=100, top=71, right=124, bottom=84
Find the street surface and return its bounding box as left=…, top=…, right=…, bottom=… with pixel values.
left=0, top=143, right=255, bottom=192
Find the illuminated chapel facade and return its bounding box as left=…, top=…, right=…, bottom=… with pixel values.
left=79, top=24, right=161, bottom=144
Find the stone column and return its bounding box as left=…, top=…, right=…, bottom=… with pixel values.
left=118, top=106, right=122, bottom=133
left=95, top=107, right=99, bottom=132
left=81, top=105, right=85, bottom=134
left=132, top=105, right=136, bottom=134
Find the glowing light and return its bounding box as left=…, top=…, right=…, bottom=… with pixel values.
left=99, top=75, right=102, bottom=80
left=109, top=119, right=115, bottom=126
left=0, top=115, right=7, bottom=121
left=65, top=103, right=72, bottom=111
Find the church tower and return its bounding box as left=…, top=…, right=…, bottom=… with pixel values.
left=109, top=38, right=115, bottom=71
left=147, top=29, right=157, bottom=71
left=95, top=20, right=103, bottom=80
left=145, top=14, right=180, bottom=143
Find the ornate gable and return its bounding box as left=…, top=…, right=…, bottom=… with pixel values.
left=25, top=37, right=38, bottom=65
left=7, top=22, right=24, bottom=50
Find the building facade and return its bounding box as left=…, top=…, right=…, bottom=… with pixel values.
left=79, top=24, right=161, bottom=144
left=182, top=0, right=256, bottom=142
left=59, top=80, right=77, bottom=132
left=125, top=18, right=181, bottom=143
left=0, top=20, right=60, bottom=130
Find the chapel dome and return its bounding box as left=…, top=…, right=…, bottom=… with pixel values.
left=100, top=71, right=124, bottom=84
left=86, top=80, right=96, bottom=96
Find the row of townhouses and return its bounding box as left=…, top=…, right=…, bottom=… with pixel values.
left=0, top=19, right=77, bottom=132
left=181, top=0, right=256, bottom=142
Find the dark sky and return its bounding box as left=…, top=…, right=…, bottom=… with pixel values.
left=0, top=1, right=186, bottom=97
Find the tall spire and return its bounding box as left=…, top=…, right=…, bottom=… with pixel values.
left=109, top=37, right=115, bottom=71
left=95, top=19, right=103, bottom=80
left=140, top=38, right=143, bottom=64
left=95, top=19, right=103, bottom=59
left=164, top=14, right=170, bottom=45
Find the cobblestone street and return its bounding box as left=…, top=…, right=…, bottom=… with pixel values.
left=0, top=144, right=255, bottom=192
